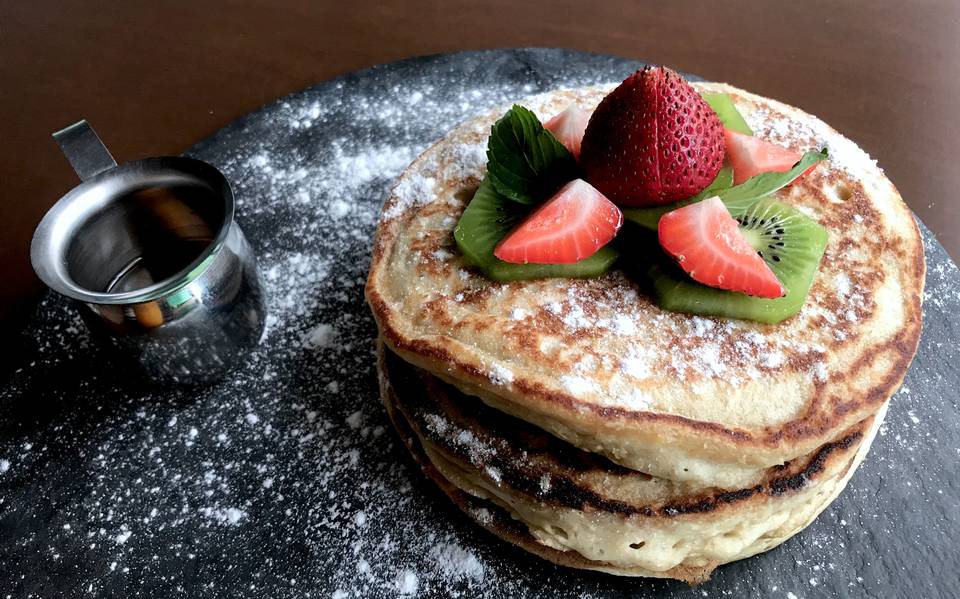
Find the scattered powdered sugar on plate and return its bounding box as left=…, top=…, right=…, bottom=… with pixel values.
left=302, top=322, right=338, bottom=349
left=3, top=55, right=601, bottom=599
left=199, top=506, right=248, bottom=525
left=1, top=50, right=957, bottom=597
left=397, top=569, right=419, bottom=595
left=429, top=542, right=486, bottom=583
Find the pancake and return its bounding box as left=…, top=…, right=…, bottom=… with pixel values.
left=378, top=342, right=883, bottom=582
left=366, top=80, right=923, bottom=488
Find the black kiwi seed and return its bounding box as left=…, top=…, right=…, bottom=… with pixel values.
left=737, top=206, right=794, bottom=262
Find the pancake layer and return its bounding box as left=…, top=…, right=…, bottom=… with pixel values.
left=366, top=82, right=923, bottom=488
left=378, top=343, right=883, bottom=582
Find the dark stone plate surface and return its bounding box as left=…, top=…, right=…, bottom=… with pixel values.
left=2, top=49, right=957, bottom=598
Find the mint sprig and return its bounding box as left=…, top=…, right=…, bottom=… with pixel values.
left=486, top=105, right=577, bottom=205
left=719, top=148, right=828, bottom=213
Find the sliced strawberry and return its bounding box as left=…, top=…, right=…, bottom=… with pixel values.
left=724, top=128, right=804, bottom=185
left=658, top=196, right=785, bottom=298
left=494, top=179, right=623, bottom=264
left=543, top=104, right=591, bottom=160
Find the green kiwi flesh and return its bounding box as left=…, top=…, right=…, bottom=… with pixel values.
left=702, top=92, right=753, bottom=135
left=454, top=177, right=618, bottom=282
left=649, top=198, right=828, bottom=324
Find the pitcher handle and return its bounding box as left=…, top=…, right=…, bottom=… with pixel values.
left=53, top=120, right=117, bottom=182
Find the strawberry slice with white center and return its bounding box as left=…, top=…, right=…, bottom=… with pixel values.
left=494, top=179, right=623, bottom=264
left=724, top=128, right=815, bottom=185
left=543, top=104, right=591, bottom=160
left=658, top=196, right=785, bottom=298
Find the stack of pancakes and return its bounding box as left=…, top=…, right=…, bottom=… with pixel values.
left=366, top=82, right=924, bottom=583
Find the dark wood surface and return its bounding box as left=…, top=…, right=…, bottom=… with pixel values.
left=3, top=0, right=958, bottom=326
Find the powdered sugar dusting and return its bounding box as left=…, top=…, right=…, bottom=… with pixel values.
left=619, top=389, right=653, bottom=411
left=620, top=351, right=651, bottom=380
left=441, top=141, right=488, bottom=183
left=744, top=103, right=879, bottom=177
left=532, top=277, right=832, bottom=397
left=429, top=542, right=486, bottom=583
left=387, top=172, right=438, bottom=220
left=488, top=363, right=514, bottom=386
left=303, top=323, right=338, bottom=349
left=114, top=529, right=132, bottom=545
left=834, top=273, right=853, bottom=298
left=425, top=414, right=495, bottom=465
left=200, top=506, right=247, bottom=525
left=2, top=56, right=610, bottom=598
left=2, top=50, right=956, bottom=597
left=560, top=375, right=596, bottom=396
left=397, top=570, right=419, bottom=595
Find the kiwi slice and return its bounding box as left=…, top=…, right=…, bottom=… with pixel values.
left=454, top=177, right=618, bottom=282
left=649, top=198, right=828, bottom=324
left=623, top=167, right=734, bottom=231
left=702, top=92, right=753, bottom=135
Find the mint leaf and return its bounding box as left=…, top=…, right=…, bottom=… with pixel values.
left=623, top=150, right=827, bottom=231
left=486, top=105, right=576, bottom=205
left=719, top=149, right=828, bottom=214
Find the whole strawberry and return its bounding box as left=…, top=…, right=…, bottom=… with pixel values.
left=580, top=66, right=724, bottom=207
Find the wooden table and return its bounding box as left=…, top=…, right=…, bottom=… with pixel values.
left=3, top=0, right=957, bottom=329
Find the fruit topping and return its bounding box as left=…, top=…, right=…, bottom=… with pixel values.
left=543, top=104, right=591, bottom=160
left=456, top=105, right=618, bottom=281
left=451, top=71, right=830, bottom=316
left=486, top=105, right=576, bottom=205
left=624, top=148, right=827, bottom=231
left=725, top=128, right=816, bottom=185
left=580, top=66, right=725, bottom=207
left=454, top=178, right=618, bottom=281
left=623, top=167, right=733, bottom=231
left=494, top=179, right=623, bottom=264
left=650, top=198, right=828, bottom=323
left=658, top=196, right=784, bottom=298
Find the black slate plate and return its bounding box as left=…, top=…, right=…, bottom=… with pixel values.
left=1, top=49, right=958, bottom=599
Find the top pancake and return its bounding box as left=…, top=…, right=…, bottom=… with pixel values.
left=366, top=81, right=924, bottom=488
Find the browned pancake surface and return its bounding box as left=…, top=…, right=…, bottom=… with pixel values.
left=367, top=82, right=923, bottom=486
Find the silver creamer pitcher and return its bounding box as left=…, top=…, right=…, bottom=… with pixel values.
left=30, top=120, right=266, bottom=385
